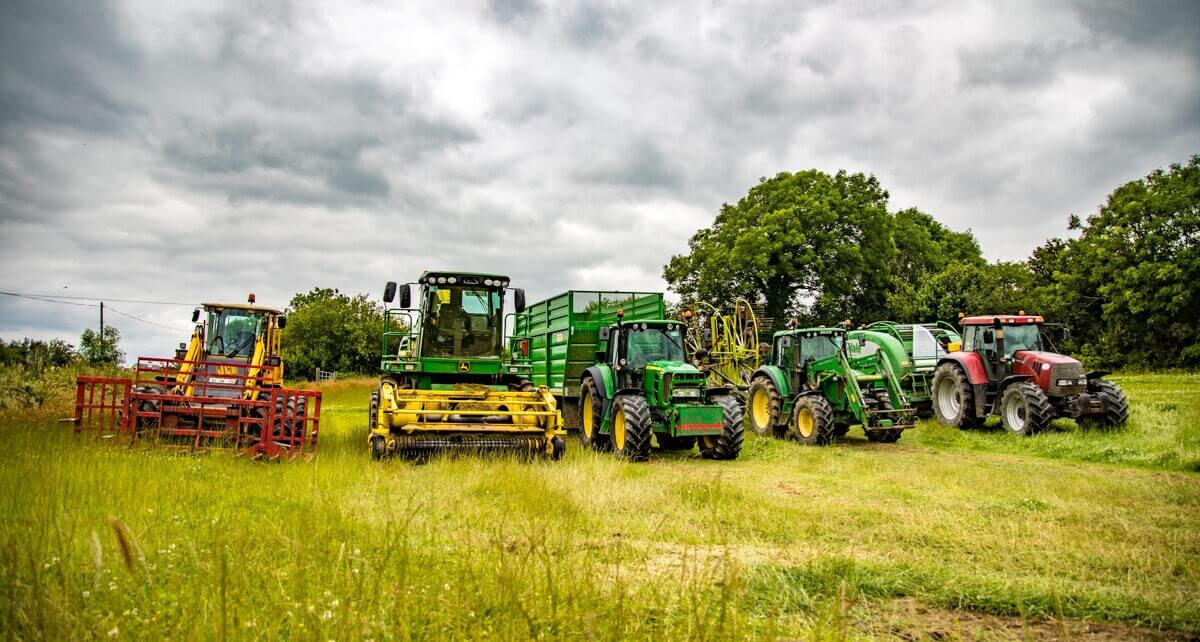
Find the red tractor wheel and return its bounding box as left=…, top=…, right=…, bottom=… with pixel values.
left=931, top=363, right=981, bottom=429
left=998, top=382, right=1053, bottom=437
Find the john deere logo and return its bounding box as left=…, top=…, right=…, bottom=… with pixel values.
left=457, top=361, right=471, bottom=373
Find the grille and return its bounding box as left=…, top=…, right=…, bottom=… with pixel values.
left=1048, top=362, right=1086, bottom=396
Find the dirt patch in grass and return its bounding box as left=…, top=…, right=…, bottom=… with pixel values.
left=859, top=597, right=1194, bottom=641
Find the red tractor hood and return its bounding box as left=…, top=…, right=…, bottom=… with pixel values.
left=1013, top=350, right=1080, bottom=368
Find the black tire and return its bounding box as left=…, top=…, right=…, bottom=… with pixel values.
left=290, top=396, right=308, bottom=438
left=579, top=378, right=611, bottom=451
left=998, top=382, right=1053, bottom=437
left=611, top=395, right=652, bottom=462
left=700, top=395, right=744, bottom=460
left=370, top=434, right=387, bottom=461
left=787, top=395, right=835, bottom=446
left=548, top=436, right=566, bottom=461
left=656, top=434, right=696, bottom=450
left=747, top=376, right=784, bottom=437
left=368, top=389, right=380, bottom=433
left=915, top=404, right=935, bottom=420
left=865, top=391, right=902, bottom=443
left=1088, top=379, right=1130, bottom=427
left=931, top=363, right=982, bottom=429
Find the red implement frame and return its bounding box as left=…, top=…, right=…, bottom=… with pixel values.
left=72, top=357, right=321, bottom=461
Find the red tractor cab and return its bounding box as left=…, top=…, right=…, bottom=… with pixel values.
left=930, top=314, right=1129, bottom=436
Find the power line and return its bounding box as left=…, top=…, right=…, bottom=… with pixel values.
left=103, top=304, right=191, bottom=333
left=0, top=291, right=99, bottom=307
left=0, top=291, right=194, bottom=306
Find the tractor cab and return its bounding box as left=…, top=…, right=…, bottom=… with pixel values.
left=959, top=314, right=1062, bottom=384
left=769, top=328, right=845, bottom=379
left=601, top=318, right=701, bottom=394
left=197, top=303, right=284, bottom=363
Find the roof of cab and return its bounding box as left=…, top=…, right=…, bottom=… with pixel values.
left=960, top=315, right=1044, bottom=325
left=201, top=303, right=282, bottom=314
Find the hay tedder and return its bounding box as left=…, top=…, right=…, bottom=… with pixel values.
left=72, top=295, right=320, bottom=460
left=682, top=299, right=762, bottom=398
left=369, top=271, right=565, bottom=460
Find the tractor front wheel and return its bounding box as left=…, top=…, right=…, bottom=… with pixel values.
left=787, top=395, right=835, bottom=446
left=747, top=376, right=784, bottom=437
left=611, top=395, right=652, bottom=462
left=999, top=382, right=1053, bottom=437
left=700, top=395, right=745, bottom=460
left=1086, top=379, right=1130, bottom=427
left=579, top=378, right=611, bottom=451
left=932, top=363, right=981, bottom=429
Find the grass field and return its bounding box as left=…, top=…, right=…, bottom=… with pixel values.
left=1, top=373, right=1197, bottom=640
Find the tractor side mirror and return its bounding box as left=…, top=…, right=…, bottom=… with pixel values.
left=599, top=327, right=611, bottom=341
left=277, top=315, right=287, bottom=329
left=191, top=308, right=200, bottom=323
left=983, top=329, right=994, bottom=344
left=513, top=288, right=526, bottom=314
left=383, top=281, right=397, bottom=303
left=399, top=285, right=411, bottom=309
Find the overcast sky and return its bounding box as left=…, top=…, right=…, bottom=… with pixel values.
left=1, top=0, right=1197, bottom=362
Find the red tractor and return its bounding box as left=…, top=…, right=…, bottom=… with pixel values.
left=930, top=314, right=1129, bottom=436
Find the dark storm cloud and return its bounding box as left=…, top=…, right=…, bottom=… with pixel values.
left=2, top=0, right=1198, bottom=361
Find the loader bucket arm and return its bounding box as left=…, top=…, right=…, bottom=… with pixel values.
left=173, top=326, right=205, bottom=397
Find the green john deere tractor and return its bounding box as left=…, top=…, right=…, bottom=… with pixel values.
left=746, top=326, right=915, bottom=444
left=512, top=290, right=743, bottom=462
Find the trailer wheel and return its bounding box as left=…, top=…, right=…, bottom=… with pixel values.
left=747, top=376, right=784, bottom=437
left=1084, top=379, right=1130, bottom=427
left=611, top=395, right=652, bottom=462
left=579, top=378, right=611, bottom=451
left=865, top=391, right=903, bottom=443
left=999, top=382, right=1053, bottom=437
left=788, top=395, right=835, bottom=446
left=932, top=363, right=981, bottom=429
left=700, top=395, right=745, bottom=460
left=548, top=436, right=566, bottom=461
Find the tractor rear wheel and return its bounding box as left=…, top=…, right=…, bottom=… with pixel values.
left=700, top=395, right=745, bottom=460
left=1086, top=379, right=1130, bottom=427
left=865, top=391, right=903, bottom=443
left=932, top=363, right=981, bottom=429
left=747, top=376, right=784, bottom=437
left=787, top=395, right=835, bottom=446
left=370, top=435, right=387, bottom=461
left=611, top=395, right=652, bottom=462
left=999, top=382, right=1053, bottom=437
left=579, top=378, right=611, bottom=451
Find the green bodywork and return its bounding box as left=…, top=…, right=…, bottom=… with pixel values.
left=513, top=291, right=727, bottom=438
left=755, top=327, right=914, bottom=430
left=380, top=271, right=532, bottom=390
left=848, top=321, right=963, bottom=409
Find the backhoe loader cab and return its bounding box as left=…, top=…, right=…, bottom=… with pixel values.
left=369, top=271, right=564, bottom=460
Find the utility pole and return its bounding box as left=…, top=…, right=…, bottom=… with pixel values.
left=99, top=301, right=105, bottom=360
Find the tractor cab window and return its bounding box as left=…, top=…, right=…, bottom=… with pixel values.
left=1002, top=324, right=1043, bottom=356
left=423, top=286, right=501, bottom=358
left=798, top=333, right=841, bottom=364
left=624, top=325, right=685, bottom=370
left=206, top=308, right=263, bottom=358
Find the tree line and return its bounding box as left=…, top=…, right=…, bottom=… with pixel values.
left=664, top=155, right=1199, bottom=369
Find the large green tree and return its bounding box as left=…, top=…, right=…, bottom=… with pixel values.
left=281, top=288, right=385, bottom=378
left=1034, top=155, right=1200, bottom=367
left=78, top=327, right=124, bottom=365
left=663, top=170, right=895, bottom=325
left=885, top=208, right=985, bottom=320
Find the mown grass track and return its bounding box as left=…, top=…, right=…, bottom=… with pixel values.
left=0, top=374, right=1197, bottom=640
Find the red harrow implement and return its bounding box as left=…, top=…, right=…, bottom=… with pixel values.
left=72, top=356, right=320, bottom=460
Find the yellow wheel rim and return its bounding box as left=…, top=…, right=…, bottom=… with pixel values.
left=797, top=408, right=815, bottom=438
left=613, top=408, right=626, bottom=451
left=582, top=394, right=594, bottom=438
left=751, top=388, right=771, bottom=428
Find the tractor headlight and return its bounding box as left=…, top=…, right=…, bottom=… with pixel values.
left=447, top=276, right=457, bottom=284
left=404, top=364, right=416, bottom=371
left=1057, top=378, right=1086, bottom=387
left=1041, top=363, right=1051, bottom=371
left=508, top=366, right=518, bottom=373
left=673, top=387, right=701, bottom=399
